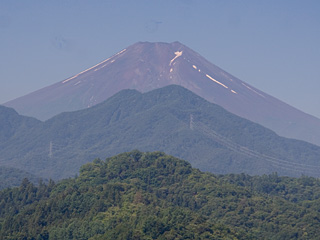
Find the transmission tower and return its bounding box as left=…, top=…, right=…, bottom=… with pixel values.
left=189, top=114, right=194, bottom=130
left=49, top=141, right=53, bottom=158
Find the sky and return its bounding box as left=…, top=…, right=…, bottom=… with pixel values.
left=0, top=0, right=320, bottom=118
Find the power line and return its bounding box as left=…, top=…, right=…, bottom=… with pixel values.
left=192, top=118, right=320, bottom=174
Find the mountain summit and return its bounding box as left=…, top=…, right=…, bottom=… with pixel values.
left=4, top=41, right=320, bottom=145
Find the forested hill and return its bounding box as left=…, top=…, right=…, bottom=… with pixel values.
left=1, top=151, right=320, bottom=239
left=2, top=85, right=320, bottom=181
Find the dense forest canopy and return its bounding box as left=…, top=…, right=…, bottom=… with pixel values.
left=1, top=151, right=320, bottom=239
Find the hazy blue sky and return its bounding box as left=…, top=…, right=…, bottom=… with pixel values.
left=1, top=0, right=319, bottom=118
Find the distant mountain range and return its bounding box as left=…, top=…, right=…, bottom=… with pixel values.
left=4, top=41, right=320, bottom=146
left=1, top=85, right=320, bottom=181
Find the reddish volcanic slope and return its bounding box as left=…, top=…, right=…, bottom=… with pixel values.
left=4, top=41, right=320, bottom=146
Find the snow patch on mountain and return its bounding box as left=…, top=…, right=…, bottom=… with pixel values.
left=241, top=83, right=265, bottom=98
left=62, top=49, right=126, bottom=84
left=169, top=51, right=183, bottom=66
left=206, top=74, right=228, bottom=89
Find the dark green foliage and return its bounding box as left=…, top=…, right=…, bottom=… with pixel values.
left=1, top=85, right=320, bottom=183
left=1, top=151, right=320, bottom=239
left=0, top=166, right=43, bottom=190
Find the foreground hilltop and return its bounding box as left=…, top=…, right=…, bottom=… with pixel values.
left=1, top=151, right=320, bottom=239
left=4, top=42, right=320, bottom=146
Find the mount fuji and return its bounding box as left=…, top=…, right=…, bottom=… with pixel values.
left=4, top=41, right=320, bottom=146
